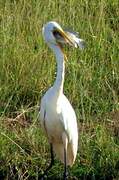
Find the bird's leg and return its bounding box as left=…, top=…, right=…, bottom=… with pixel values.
left=45, top=143, right=54, bottom=171
left=40, top=143, right=54, bottom=179
left=62, top=133, right=68, bottom=180
left=63, top=147, right=68, bottom=180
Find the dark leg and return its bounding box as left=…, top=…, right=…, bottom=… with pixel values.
left=63, top=148, right=68, bottom=180
left=45, top=143, right=54, bottom=172
left=39, top=143, right=54, bottom=179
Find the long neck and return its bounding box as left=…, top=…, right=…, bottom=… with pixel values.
left=49, top=44, right=65, bottom=96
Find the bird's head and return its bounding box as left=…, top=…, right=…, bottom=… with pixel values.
left=42, top=21, right=85, bottom=50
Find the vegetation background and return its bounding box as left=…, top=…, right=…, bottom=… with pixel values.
left=0, top=0, right=119, bottom=179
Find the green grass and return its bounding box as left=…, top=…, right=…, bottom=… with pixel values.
left=0, top=0, right=119, bottom=179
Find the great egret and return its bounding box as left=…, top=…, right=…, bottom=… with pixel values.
left=40, top=21, right=84, bottom=179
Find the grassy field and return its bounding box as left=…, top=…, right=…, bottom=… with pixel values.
left=0, top=0, right=119, bottom=179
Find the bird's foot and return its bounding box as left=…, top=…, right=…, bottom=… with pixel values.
left=39, top=159, right=54, bottom=179
left=63, top=171, right=68, bottom=180
left=38, top=172, right=47, bottom=180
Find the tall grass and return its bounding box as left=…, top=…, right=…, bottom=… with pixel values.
left=0, top=0, right=119, bottom=179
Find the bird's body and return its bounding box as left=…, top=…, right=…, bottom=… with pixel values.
left=40, top=21, right=84, bottom=179
left=40, top=88, right=78, bottom=166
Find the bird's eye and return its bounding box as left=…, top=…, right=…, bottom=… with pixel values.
left=52, top=30, right=62, bottom=39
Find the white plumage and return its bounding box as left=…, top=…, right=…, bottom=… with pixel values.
left=40, top=21, right=84, bottom=179
left=40, top=89, right=78, bottom=166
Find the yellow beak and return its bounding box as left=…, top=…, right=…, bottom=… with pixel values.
left=57, top=29, right=75, bottom=46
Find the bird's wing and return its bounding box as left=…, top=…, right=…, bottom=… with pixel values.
left=64, top=28, right=79, bottom=37
left=54, top=27, right=85, bottom=49
left=64, top=29, right=85, bottom=49
left=56, top=94, right=78, bottom=166
left=58, top=94, right=78, bottom=141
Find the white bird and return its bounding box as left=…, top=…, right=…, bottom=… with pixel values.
left=40, top=21, right=84, bottom=179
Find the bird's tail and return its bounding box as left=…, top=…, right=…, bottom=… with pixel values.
left=53, top=142, right=77, bottom=166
